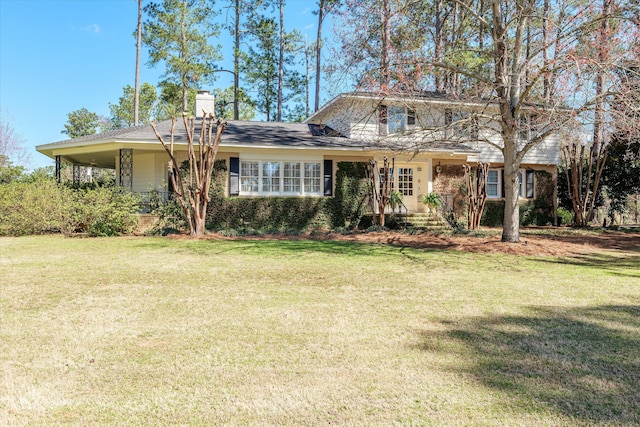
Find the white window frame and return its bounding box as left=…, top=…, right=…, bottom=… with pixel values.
left=518, top=170, right=535, bottom=199
left=238, top=158, right=323, bottom=197
left=240, top=161, right=259, bottom=195
left=379, top=105, right=416, bottom=135
left=485, top=168, right=534, bottom=199
left=486, top=169, right=500, bottom=199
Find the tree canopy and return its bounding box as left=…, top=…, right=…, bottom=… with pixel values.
left=61, top=108, right=102, bottom=139
left=143, top=0, right=222, bottom=112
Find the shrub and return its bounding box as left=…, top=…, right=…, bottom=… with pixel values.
left=327, top=162, right=369, bottom=228
left=0, top=177, right=70, bottom=236
left=557, top=207, right=574, bottom=226
left=0, top=179, right=140, bottom=237
left=67, top=187, right=140, bottom=236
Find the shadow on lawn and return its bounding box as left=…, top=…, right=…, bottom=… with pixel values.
left=180, top=238, right=401, bottom=257
left=417, top=305, right=640, bottom=424
left=537, top=253, right=640, bottom=279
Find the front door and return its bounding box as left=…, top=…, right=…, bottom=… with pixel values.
left=394, top=166, right=416, bottom=212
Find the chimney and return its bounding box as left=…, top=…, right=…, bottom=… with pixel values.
left=194, top=90, right=216, bottom=118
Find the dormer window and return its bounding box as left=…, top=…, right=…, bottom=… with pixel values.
left=379, top=105, right=416, bottom=135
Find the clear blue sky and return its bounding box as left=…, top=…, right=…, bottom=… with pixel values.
left=0, top=0, right=328, bottom=169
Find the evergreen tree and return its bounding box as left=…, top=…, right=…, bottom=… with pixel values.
left=143, top=0, right=222, bottom=112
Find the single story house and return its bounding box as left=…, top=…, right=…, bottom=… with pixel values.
left=37, top=91, right=560, bottom=217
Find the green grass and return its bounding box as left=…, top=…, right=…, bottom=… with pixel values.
left=1, top=235, right=639, bottom=426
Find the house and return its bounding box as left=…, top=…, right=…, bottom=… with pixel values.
left=37, top=91, right=560, bottom=221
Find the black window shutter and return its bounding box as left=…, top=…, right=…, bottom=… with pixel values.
left=407, top=108, right=416, bottom=126
left=324, top=159, right=333, bottom=197
left=501, top=169, right=505, bottom=198
left=229, top=157, right=240, bottom=196
left=378, top=105, right=388, bottom=124
left=526, top=170, right=535, bottom=198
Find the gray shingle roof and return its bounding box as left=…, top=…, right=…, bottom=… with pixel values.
left=40, top=118, right=478, bottom=154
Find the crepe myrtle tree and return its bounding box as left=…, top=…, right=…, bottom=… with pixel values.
left=151, top=112, right=227, bottom=236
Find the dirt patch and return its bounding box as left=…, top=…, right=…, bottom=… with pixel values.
left=169, top=228, right=640, bottom=257
left=315, top=231, right=640, bottom=257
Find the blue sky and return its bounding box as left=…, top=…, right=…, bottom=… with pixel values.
left=0, top=0, right=327, bottom=169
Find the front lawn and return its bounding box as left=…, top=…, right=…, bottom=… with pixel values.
left=1, top=235, right=638, bottom=426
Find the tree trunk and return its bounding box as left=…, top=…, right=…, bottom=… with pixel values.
left=502, top=133, right=520, bottom=242
left=134, top=0, right=142, bottom=126
left=434, top=0, right=443, bottom=92
left=542, top=0, right=550, bottom=104
left=277, top=0, right=284, bottom=121
left=380, top=0, right=391, bottom=90
left=181, top=0, right=189, bottom=112
left=314, top=0, right=324, bottom=113
left=305, top=36, right=310, bottom=118
left=233, top=0, right=240, bottom=120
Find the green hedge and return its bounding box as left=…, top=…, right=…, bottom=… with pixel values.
left=0, top=178, right=140, bottom=236
left=207, top=197, right=331, bottom=231
left=204, top=161, right=370, bottom=232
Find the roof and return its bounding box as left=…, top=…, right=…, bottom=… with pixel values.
left=38, top=119, right=367, bottom=151
left=37, top=118, right=478, bottom=155
left=304, top=92, right=499, bottom=125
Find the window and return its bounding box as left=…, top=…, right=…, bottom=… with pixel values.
left=262, top=161, right=280, bottom=193
left=519, top=114, right=538, bottom=141
left=444, top=109, right=478, bottom=138
left=487, top=170, right=500, bottom=198
left=304, top=163, right=321, bottom=194
left=397, top=168, right=413, bottom=196
left=284, top=162, right=301, bottom=193
left=485, top=169, right=534, bottom=199
left=387, top=106, right=406, bottom=134
left=518, top=170, right=534, bottom=198
left=407, top=108, right=416, bottom=127
left=239, top=160, right=322, bottom=196
left=240, top=161, right=259, bottom=193
left=379, top=105, right=415, bottom=135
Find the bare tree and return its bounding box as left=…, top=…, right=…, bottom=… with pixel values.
left=151, top=113, right=227, bottom=236
left=426, top=0, right=640, bottom=241
left=0, top=109, right=29, bottom=167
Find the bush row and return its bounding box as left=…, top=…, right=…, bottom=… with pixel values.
left=0, top=178, right=140, bottom=236
left=201, top=161, right=370, bottom=232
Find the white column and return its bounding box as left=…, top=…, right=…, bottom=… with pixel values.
left=427, top=158, right=433, bottom=193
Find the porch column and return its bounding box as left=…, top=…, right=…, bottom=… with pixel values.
left=119, top=148, right=133, bottom=191
left=55, top=155, right=61, bottom=183
left=427, top=158, right=433, bottom=194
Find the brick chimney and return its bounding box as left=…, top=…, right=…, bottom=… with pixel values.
left=194, top=90, right=216, bottom=118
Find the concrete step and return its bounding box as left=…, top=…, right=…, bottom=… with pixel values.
left=395, top=213, right=451, bottom=230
